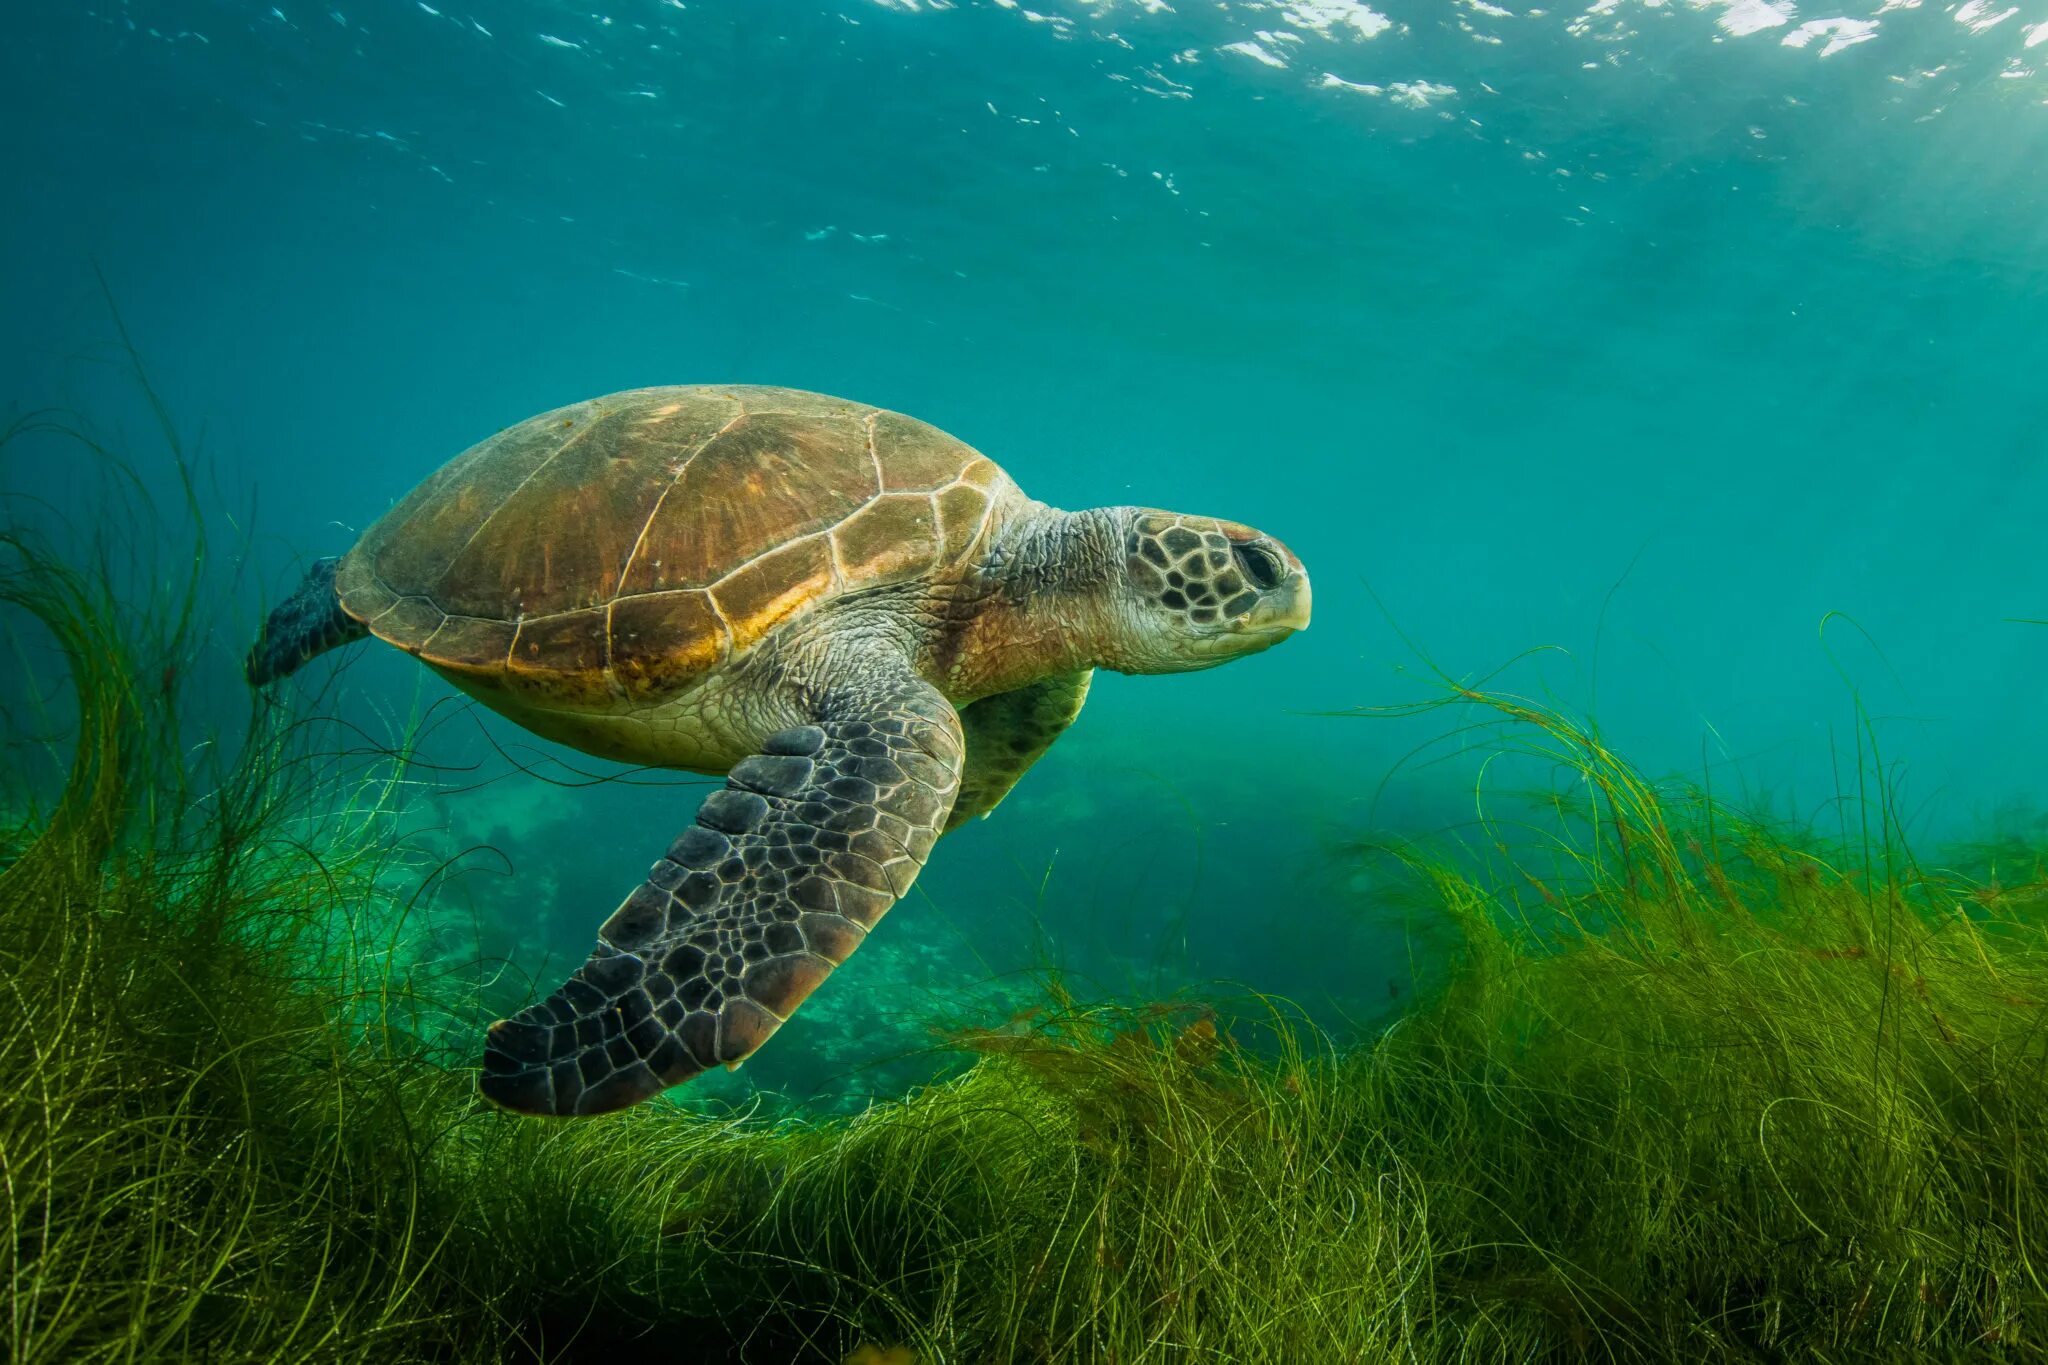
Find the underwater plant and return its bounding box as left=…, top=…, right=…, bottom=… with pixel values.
left=4, top=407, right=2044, bottom=1361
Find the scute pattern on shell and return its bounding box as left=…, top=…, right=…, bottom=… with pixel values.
left=333, top=386, right=1016, bottom=701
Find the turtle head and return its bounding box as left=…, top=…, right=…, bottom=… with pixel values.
left=1099, top=509, right=1311, bottom=674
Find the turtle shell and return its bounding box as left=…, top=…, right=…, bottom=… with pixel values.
left=334, top=385, right=1017, bottom=707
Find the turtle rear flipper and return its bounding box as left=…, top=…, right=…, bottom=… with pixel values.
left=479, top=660, right=965, bottom=1117
left=246, top=557, right=368, bottom=686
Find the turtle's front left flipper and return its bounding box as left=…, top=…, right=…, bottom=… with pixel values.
left=479, top=666, right=964, bottom=1116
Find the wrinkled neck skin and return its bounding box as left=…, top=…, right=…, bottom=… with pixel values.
left=935, top=503, right=1125, bottom=701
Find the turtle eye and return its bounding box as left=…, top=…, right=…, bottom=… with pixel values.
left=1232, top=541, right=1285, bottom=592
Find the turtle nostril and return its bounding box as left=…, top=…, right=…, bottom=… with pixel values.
left=1232, top=541, right=1285, bottom=592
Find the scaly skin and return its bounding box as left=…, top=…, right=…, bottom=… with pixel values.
left=480, top=648, right=962, bottom=1116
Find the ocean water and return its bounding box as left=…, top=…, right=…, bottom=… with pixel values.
left=6, top=0, right=2048, bottom=1105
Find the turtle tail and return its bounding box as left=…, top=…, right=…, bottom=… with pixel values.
left=246, top=557, right=368, bottom=686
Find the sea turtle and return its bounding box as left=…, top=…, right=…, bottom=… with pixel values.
left=248, top=385, right=1311, bottom=1116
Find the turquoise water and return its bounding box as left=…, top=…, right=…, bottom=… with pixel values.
left=6, top=1, right=2048, bottom=1103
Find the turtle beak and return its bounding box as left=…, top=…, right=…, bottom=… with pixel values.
left=1228, top=533, right=1311, bottom=640
left=1251, top=567, right=1311, bottom=635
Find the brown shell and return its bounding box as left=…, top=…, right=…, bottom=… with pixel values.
left=335, top=386, right=1018, bottom=705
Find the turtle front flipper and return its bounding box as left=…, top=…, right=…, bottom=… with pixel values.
left=478, top=664, right=965, bottom=1116
left=947, top=670, right=1091, bottom=831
